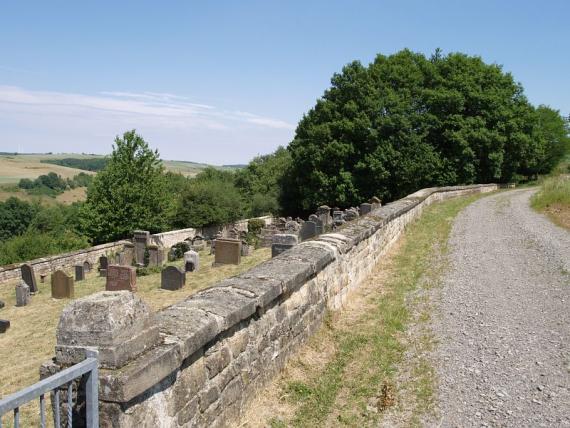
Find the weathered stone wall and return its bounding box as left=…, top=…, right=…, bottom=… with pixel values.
left=49, top=184, right=496, bottom=427
left=150, top=228, right=197, bottom=249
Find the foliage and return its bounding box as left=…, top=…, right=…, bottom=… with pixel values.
left=247, top=218, right=266, bottom=235
left=234, top=147, right=291, bottom=216
left=41, top=157, right=108, bottom=172
left=0, top=197, right=39, bottom=241
left=80, top=130, right=174, bottom=244
left=17, top=171, right=93, bottom=196
left=173, top=167, right=245, bottom=228
left=281, top=49, right=568, bottom=214
left=170, top=241, right=191, bottom=260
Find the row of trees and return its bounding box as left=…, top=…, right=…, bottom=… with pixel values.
left=18, top=171, right=93, bottom=196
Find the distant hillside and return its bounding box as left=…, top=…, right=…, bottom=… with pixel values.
left=41, top=157, right=108, bottom=171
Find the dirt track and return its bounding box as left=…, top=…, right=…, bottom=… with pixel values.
left=431, top=189, right=570, bottom=427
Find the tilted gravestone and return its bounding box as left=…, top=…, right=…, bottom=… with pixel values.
left=133, top=230, right=150, bottom=266
left=147, top=245, right=165, bottom=267
left=21, top=263, right=38, bottom=293
left=0, top=319, right=9, bottom=333
left=161, top=266, right=186, bottom=291
left=15, top=281, right=31, bottom=306
left=214, top=239, right=241, bottom=266
left=184, top=250, right=199, bottom=272
left=51, top=271, right=74, bottom=299
left=106, top=265, right=137, bottom=292
left=360, top=202, right=373, bottom=215
left=83, top=260, right=92, bottom=273
left=299, top=221, right=317, bottom=241
left=271, top=234, right=299, bottom=258
left=74, top=264, right=85, bottom=281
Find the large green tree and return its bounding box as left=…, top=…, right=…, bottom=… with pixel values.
left=80, top=130, right=173, bottom=244
left=281, top=49, right=565, bottom=214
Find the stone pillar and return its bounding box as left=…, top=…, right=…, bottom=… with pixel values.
left=133, top=230, right=150, bottom=266
left=271, top=234, right=299, bottom=258
left=316, top=205, right=332, bottom=229
left=15, top=281, right=30, bottom=306
left=46, top=291, right=159, bottom=426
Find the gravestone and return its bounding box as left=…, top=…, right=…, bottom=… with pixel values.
left=214, top=239, right=241, bottom=266
left=210, top=232, right=224, bottom=255
left=21, top=263, right=38, bottom=294
left=161, top=266, right=186, bottom=291
left=333, top=210, right=345, bottom=227
left=83, top=260, right=92, bottom=273
left=360, top=203, right=373, bottom=215
left=285, top=220, right=301, bottom=234
left=241, top=241, right=252, bottom=256
left=0, top=300, right=4, bottom=309
left=106, top=265, right=137, bottom=292
left=316, top=205, right=332, bottom=228
left=344, top=209, right=359, bottom=222
left=51, top=271, right=74, bottom=299
left=299, top=221, right=317, bottom=241
left=133, top=230, right=150, bottom=265
left=184, top=250, right=199, bottom=272
left=0, top=319, right=9, bottom=333
left=308, top=214, right=324, bottom=235
left=99, top=255, right=108, bottom=271
left=271, top=234, right=299, bottom=258
left=15, top=281, right=30, bottom=306
left=369, top=196, right=382, bottom=210
left=191, top=235, right=206, bottom=252
left=147, top=245, right=165, bottom=267
left=74, top=264, right=85, bottom=281
left=123, top=242, right=135, bottom=265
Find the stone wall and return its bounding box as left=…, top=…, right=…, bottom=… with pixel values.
left=150, top=228, right=197, bottom=249
left=48, top=185, right=496, bottom=427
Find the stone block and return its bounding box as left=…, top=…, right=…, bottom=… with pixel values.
left=51, top=270, right=74, bottom=299
left=147, top=245, right=165, bottom=267
left=15, top=281, right=30, bottom=306
left=299, top=221, right=317, bottom=241
left=74, top=264, right=85, bottom=281
left=360, top=202, right=373, bottom=215
left=56, top=291, right=159, bottom=369
left=214, top=239, right=241, bottom=265
left=271, top=233, right=299, bottom=258
left=106, top=265, right=136, bottom=292
left=161, top=266, right=185, bottom=291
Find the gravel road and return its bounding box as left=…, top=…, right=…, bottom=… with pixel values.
left=432, top=189, right=570, bottom=427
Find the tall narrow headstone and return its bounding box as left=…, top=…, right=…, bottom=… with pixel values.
left=83, top=260, right=92, bottom=273
left=214, top=239, right=242, bottom=266
left=123, top=242, right=135, bottom=265
left=309, top=214, right=324, bottom=235
left=161, top=266, right=186, bottom=291
left=133, top=230, right=150, bottom=266
left=300, top=221, right=317, bottom=241
left=316, top=205, right=332, bottom=228
left=15, top=281, right=30, bottom=306
left=99, top=255, right=108, bottom=270
left=74, top=264, right=85, bottom=281
left=51, top=271, right=74, bottom=299
left=184, top=250, right=200, bottom=272
left=106, top=265, right=137, bottom=292
left=21, top=264, right=38, bottom=293
left=271, top=234, right=299, bottom=258
left=147, top=245, right=165, bottom=267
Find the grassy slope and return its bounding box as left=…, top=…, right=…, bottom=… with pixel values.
left=531, top=155, right=570, bottom=229
left=242, top=194, right=483, bottom=428
left=0, top=247, right=270, bottom=427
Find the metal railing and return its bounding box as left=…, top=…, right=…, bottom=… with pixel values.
left=0, top=350, right=98, bottom=428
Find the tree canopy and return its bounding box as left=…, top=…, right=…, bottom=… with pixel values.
left=80, top=130, right=173, bottom=244
left=281, top=49, right=568, bottom=214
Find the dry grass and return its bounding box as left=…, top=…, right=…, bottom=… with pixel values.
left=0, top=247, right=270, bottom=426
left=0, top=155, right=92, bottom=184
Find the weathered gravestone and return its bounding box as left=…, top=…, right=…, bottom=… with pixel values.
left=184, top=250, right=199, bottom=272
left=317, top=205, right=332, bottom=228
left=271, top=234, right=299, bottom=258
left=299, top=221, right=317, bottom=241
left=99, top=255, right=108, bottom=270
left=123, top=242, right=135, bottom=265
left=0, top=300, right=4, bottom=309
left=285, top=220, right=301, bottom=234
left=133, top=230, right=150, bottom=266
left=241, top=241, right=252, bottom=256
left=15, top=281, right=30, bottom=306
left=51, top=271, right=74, bottom=299
left=0, top=319, right=9, bottom=333
left=360, top=203, right=373, bottom=215
left=191, top=235, right=206, bottom=251
left=333, top=210, right=345, bottom=226
left=147, top=245, right=165, bottom=267
left=74, top=264, right=85, bottom=281
left=369, top=196, right=382, bottom=210
left=344, top=208, right=359, bottom=222
left=161, top=266, right=186, bottom=291
left=214, top=239, right=242, bottom=266
left=83, top=260, right=92, bottom=273
left=308, top=214, right=324, bottom=235
left=21, top=263, right=38, bottom=293
left=106, top=265, right=137, bottom=292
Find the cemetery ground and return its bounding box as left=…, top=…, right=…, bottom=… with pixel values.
left=241, top=195, right=482, bottom=427
left=0, top=246, right=270, bottom=426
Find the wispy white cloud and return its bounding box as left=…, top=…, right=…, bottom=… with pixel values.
left=0, top=85, right=295, bottom=131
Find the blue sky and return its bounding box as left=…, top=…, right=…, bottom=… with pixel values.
left=0, top=1, right=568, bottom=164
